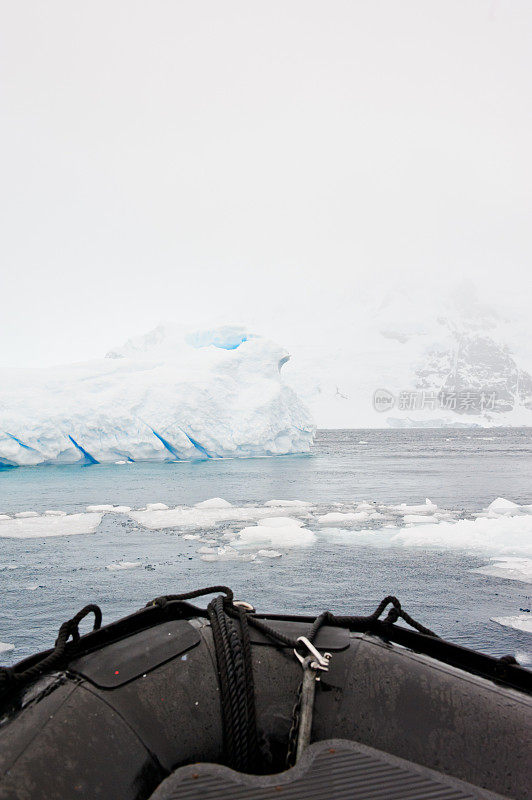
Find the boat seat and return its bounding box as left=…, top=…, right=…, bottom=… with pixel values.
left=148, top=738, right=509, bottom=800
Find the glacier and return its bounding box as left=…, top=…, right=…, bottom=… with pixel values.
left=0, top=325, right=315, bottom=467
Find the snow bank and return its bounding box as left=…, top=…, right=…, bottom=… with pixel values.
left=473, top=557, right=532, bottom=584
left=491, top=615, right=532, bottom=634
left=0, top=513, right=103, bottom=539
left=0, top=324, right=314, bottom=466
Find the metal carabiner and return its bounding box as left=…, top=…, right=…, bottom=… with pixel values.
left=294, top=636, right=332, bottom=672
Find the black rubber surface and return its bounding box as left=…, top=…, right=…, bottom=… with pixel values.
left=68, top=620, right=200, bottom=688
left=148, top=739, right=508, bottom=800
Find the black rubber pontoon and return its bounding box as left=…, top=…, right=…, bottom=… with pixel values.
left=0, top=588, right=530, bottom=800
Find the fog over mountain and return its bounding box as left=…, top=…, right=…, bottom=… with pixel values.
left=1, top=1, right=530, bottom=430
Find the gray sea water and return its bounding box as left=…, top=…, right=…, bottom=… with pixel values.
left=1, top=428, right=531, bottom=666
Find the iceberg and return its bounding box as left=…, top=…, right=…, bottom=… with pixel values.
left=0, top=325, right=314, bottom=466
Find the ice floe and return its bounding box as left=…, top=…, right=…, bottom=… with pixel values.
left=129, top=504, right=306, bottom=530
left=516, top=651, right=532, bottom=665
left=473, top=557, right=532, bottom=583
left=195, top=498, right=233, bottom=509
left=491, top=615, right=532, bottom=634
left=106, top=561, right=142, bottom=571
left=403, top=514, right=438, bottom=525
left=0, top=513, right=103, bottom=539
left=259, top=517, right=305, bottom=528
left=392, top=515, right=532, bottom=555
left=487, top=497, right=521, bottom=514
left=14, top=511, right=39, bottom=518
left=200, top=545, right=241, bottom=562
left=264, top=499, right=310, bottom=507
left=44, top=510, right=67, bottom=517
left=0, top=642, right=14, bottom=654
left=317, top=511, right=370, bottom=525
left=236, top=520, right=316, bottom=549
left=391, top=499, right=437, bottom=515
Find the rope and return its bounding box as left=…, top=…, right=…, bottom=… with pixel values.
left=224, top=594, right=438, bottom=651
left=0, top=604, right=101, bottom=698
left=207, top=595, right=260, bottom=773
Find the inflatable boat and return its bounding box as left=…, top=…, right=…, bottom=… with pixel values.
left=0, top=586, right=530, bottom=800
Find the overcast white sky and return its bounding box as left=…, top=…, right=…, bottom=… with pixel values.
left=1, top=1, right=531, bottom=367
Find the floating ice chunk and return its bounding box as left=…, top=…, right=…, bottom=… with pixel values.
left=183, top=534, right=200, bottom=540
left=0, top=513, right=103, bottom=539
left=197, top=546, right=217, bottom=554
left=14, top=511, right=38, bottom=518
left=194, top=498, right=233, bottom=509
left=516, top=651, right=532, bottom=665
left=355, top=502, right=375, bottom=511
left=491, top=615, right=532, bottom=634
left=264, top=499, right=309, bottom=507
left=110, top=506, right=131, bottom=513
left=237, top=522, right=315, bottom=548
left=145, top=503, right=169, bottom=511
left=106, top=561, right=142, bottom=571
left=25, top=584, right=39, bottom=591
left=0, top=514, right=11, bottom=520
left=259, top=517, right=305, bottom=528
left=391, top=499, right=437, bottom=515
left=392, top=515, right=532, bottom=555
left=115, top=460, right=127, bottom=464
left=214, top=546, right=240, bottom=560
left=86, top=504, right=115, bottom=512
left=358, top=440, right=368, bottom=444
left=473, top=557, right=532, bottom=584
left=486, top=498, right=521, bottom=515
left=0, top=642, right=14, bottom=654
left=257, top=549, right=282, bottom=558
left=317, top=511, right=369, bottom=524
left=403, top=514, right=439, bottom=525
left=129, top=505, right=293, bottom=530
left=199, top=545, right=240, bottom=563
left=44, top=510, right=67, bottom=517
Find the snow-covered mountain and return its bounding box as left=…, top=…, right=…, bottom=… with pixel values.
left=281, top=286, right=532, bottom=428
left=0, top=326, right=314, bottom=467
